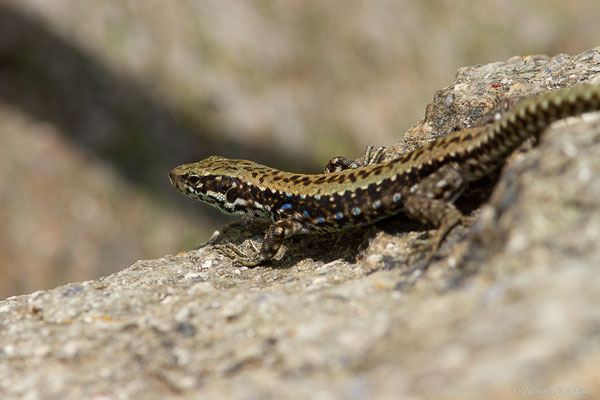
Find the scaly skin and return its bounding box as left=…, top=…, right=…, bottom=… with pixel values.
left=170, top=85, right=600, bottom=266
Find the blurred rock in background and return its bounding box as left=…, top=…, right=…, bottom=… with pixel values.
left=1, top=0, right=600, bottom=298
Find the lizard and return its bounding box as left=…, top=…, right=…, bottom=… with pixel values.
left=169, top=84, right=600, bottom=266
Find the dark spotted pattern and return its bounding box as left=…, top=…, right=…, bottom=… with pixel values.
left=169, top=85, right=600, bottom=265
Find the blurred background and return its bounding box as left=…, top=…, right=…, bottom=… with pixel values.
left=1, top=0, right=600, bottom=298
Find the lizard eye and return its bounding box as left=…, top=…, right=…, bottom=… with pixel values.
left=187, top=174, right=201, bottom=186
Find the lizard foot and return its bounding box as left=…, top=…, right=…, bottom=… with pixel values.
left=213, top=241, right=265, bottom=267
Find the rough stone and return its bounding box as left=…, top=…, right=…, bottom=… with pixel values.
left=1, top=48, right=600, bottom=399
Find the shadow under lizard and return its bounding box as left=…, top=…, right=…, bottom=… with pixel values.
left=170, top=85, right=600, bottom=266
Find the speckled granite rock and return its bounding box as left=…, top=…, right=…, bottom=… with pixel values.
left=1, top=48, right=600, bottom=399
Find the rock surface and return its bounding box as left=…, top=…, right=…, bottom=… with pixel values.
left=1, top=49, right=600, bottom=399
left=4, top=0, right=600, bottom=299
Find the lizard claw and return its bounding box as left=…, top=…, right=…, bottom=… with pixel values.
left=213, top=242, right=265, bottom=267
left=409, top=213, right=474, bottom=265
left=407, top=233, right=438, bottom=265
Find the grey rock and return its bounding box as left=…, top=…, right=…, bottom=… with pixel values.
left=1, top=48, right=600, bottom=399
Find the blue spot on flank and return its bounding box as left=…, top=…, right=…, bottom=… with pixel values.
left=335, top=212, right=343, bottom=220
left=352, top=207, right=361, bottom=215
left=315, top=195, right=321, bottom=200
left=316, top=217, right=324, bottom=223
left=286, top=193, right=293, bottom=197
left=394, top=194, right=401, bottom=202
left=373, top=201, right=381, bottom=209
left=303, top=211, right=310, bottom=217
left=265, top=205, right=271, bottom=211
left=280, top=203, right=292, bottom=211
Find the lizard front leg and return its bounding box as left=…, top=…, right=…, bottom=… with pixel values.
left=323, top=145, right=386, bottom=173
left=214, top=219, right=304, bottom=267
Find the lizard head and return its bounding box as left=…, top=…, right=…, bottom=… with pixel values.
left=169, top=155, right=242, bottom=196
left=169, top=156, right=270, bottom=217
